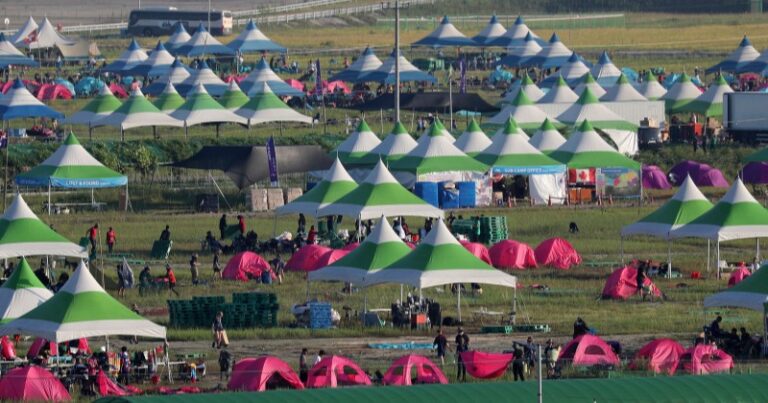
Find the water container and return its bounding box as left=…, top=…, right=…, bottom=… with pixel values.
left=414, top=182, right=439, bottom=207
left=457, top=181, right=476, bottom=208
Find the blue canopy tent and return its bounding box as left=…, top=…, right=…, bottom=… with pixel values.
left=490, top=16, right=546, bottom=48
left=329, top=46, right=383, bottom=83
left=142, top=59, right=192, bottom=96
left=362, top=50, right=437, bottom=84
left=499, top=32, right=542, bottom=68
left=239, top=58, right=305, bottom=97
left=130, top=41, right=177, bottom=77
left=0, top=33, right=38, bottom=68
left=164, top=22, right=192, bottom=54
left=411, top=16, right=477, bottom=48
left=174, top=24, right=235, bottom=57
left=706, top=35, right=760, bottom=74
left=526, top=32, right=573, bottom=69
left=472, top=15, right=507, bottom=47
left=175, top=60, right=229, bottom=97
left=591, top=51, right=623, bottom=87
left=0, top=79, right=64, bottom=121
left=101, top=38, right=148, bottom=74
left=227, top=20, right=286, bottom=53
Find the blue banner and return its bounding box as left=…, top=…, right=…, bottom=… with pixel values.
left=491, top=165, right=566, bottom=175
left=266, top=136, right=278, bottom=186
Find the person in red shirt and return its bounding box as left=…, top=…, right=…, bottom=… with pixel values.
left=164, top=264, right=179, bottom=297
left=86, top=223, right=99, bottom=252
left=106, top=227, right=116, bottom=253
left=307, top=225, right=317, bottom=244
left=237, top=215, right=246, bottom=235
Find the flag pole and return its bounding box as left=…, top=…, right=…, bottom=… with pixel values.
left=394, top=0, right=400, bottom=123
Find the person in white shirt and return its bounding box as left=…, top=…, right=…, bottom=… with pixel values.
left=314, top=349, right=325, bottom=365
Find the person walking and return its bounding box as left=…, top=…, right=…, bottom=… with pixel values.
left=299, top=348, right=309, bottom=383
left=433, top=328, right=449, bottom=365
left=218, top=348, right=233, bottom=381
left=212, top=249, right=222, bottom=281
left=106, top=227, right=116, bottom=253
left=164, top=264, right=179, bottom=297
left=512, top=342, right=525, bottom=381
left=455, top=328, right=469, bottom=381
left=219, top=214, right=228, bottom=239
left=237, top=215, right=246, bottom=236
left=190, top=254, right=200, bottom=286
left=212, top=311, right=227, bottom=348
left=159, top=225, right=171, bottom=241
left=87, top=223, right=99, bottom=253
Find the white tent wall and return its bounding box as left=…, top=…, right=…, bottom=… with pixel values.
left=393, top=171, right=493, bottom=207
left=529, top=172, right=567, bottom=205
left=536, top=100, right=665, bottom=127
left=603, top=129, right=639, bottom=155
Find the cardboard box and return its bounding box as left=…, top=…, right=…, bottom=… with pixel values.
left=267, top=188, right=284, bottom=210
left=249, top=189, right=268, bottom=212
left=284, top=187, right=303, bottom=204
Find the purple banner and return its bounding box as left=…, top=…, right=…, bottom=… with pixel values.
left=459, top=58, right=466, bottom=94
left=315, top=58, right=323, bottom=96
left=266, top=136, right=278, bottom=185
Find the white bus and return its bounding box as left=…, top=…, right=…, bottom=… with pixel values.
left=128, top=7, right=233, bottom=37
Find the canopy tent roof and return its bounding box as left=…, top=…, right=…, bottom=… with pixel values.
left=21, top=18, right=73, bottom=50
left=540, top=53, right=590, bottom=87
left=529, top=118, right=567, bottom=152
left=557, top=87, right=638, bottom=131
left=276, top=158, right=357, bottom=217
left=130, top=41, right=176, bottom=77
left=621, top=175, right=713, bottom=238
left=227, top=20, right=285, bottom=53
left=175, top=60, right=228, bottom=97
left=685, top=75, right=733, bottom=117
left=152, top=81, right=186, bottom=111
left=601, top=74, right=647, bottom=102
left=490, top=16, right=544, bottom=48
left=738, top=44, right=768, bottom=73
left=538, top=75, right=579, bottom=104
left=333, top=119, right=382, bottom=166
left=636, top=71, right=668, bottom=100
left=704, top=264, right=768, bottom=311
left=412, top=16, right=476, bottom=48
left=310, top=216, right=412, bottom=284
left=92, top=88, right=184, bottom=130
left=573, top=72, right=607, bottom=98
left=15, top=132, right=127, bottom=188
left=0, top=258, right=53, bottom=324
left=590, top=51, right=623, bottom=87
left=102, top=38, right=147, bottom=74
left=454, top=119, right=492, bottom=156
left=417, top=118, right=453, bottom=145
left=329, top=46, right=383, bottom=83
left=390, top=124, right=488, bottom=175
left=499, top=32, right=542, bottom=68
left=0, top=79, right=64, bottom=120
left=10, top=17, right=38, bottom=46
left=489, top=89, right=561, bottom=130
left=363, top=218, right=516, bottom=289
left=62, top=85, right=122, bottom=125
left=219, top=80, right=249, bottom=111
left=528, top=32, right=573, bottom=69
left=662, top=73, right=703, bottom=114
left=500, top=73, right=544, bottom=103
left=235, top=82, right=312, bottom=126
left=745, top=146, right=768, bottom=163
left=0, top=194, right=87, bottom=259
left=171, top=83, right=247, bottom=127
left=0, top=33, right=38, bottom=67
left=670, top=178, right=768, bottom=242
left=706, top=35, right=760, bottom=74
left=549, top=120, right=641, bottom=169
left=239, top=58, right=305, bottom=97
left=355, top=92, right=497, bottom=113
left=317, top=160, right=443, bottom=220
left=142, top=59, right=192, bottom=96
left=369, top=121, right=418, bottom=162
left=164, top=22, right=192, bottom=53
left=0, top=261, right=166, bottom=343
left=363, top=50, right=437, bottom=84
left=472, top=15, right=506, bottom=46
left=174, top=24, right=235, bottom=57
left=477, top=117, right=564, bottom=169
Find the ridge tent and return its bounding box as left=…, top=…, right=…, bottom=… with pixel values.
left=534, top=237, right=581, bottom=270
left=0, top=365, right=71, bottom=401
left=96, top=370, right=131, bottom=397
left=130, top=41, right=176, bottom=77
left=332, top=120, right=381, bottom=166
left=10, top=17, right=38, bottom=47
left=661, top=73, right=702, bottom=114
left=630, top=338, right=685, bottom=375
left=329, top=46, right=383, bottom=83
left=174, top=23, right=235, bottom=57
left=239, top=58, right=304, bottom=97
left=277, top=158, right=357, bottom=217
left=0, top=78, right=63, bottom=121
left=459, top=240, right=492, bottom=265
left=62, top=84, right=122, bottom=133
left=460, top=350, right=514, bottom=379
left=175, top=60, right=228, bottom=97
left=557, top=334, right=620, bottom=367
left=635, top=71, right=667, bottom=100
left=368, top=121, right=418, bottom=163
left=601, top=74, right=647, bottom=102
left=91, top=88, right=183, bottom=140
left=0, top=257, right=53, bottom=324
left=235, top=82, right=312, bottom=126
left=706, top=35, right=760, bottom=74
left=152, top=81, right=186, bottom=112
left=489, top=89, right=562, bottom=130
left=412, top=16, right=476, bottom=48
left=453, top=119, right=492, bottom=157
left=537, top=75, right=579, bottom=104
left=164, top=22, right=192, bottom=54
left=641, top=165, right=672, bottom=189
left=500, top=72, right=545, bottom=103
left=573, top=72, right=607, bottom=98
left=228, top=356, right=304, bottom=391
left=222, top=252, right=271, bottom=282
left=227, top=20, right=285, bottom=53
left=590, top=51, right=623, bottom=87
left=677, top=344, right=733, bottom=375
left=170, top=83, right=247, bottom=137
left=489, top=240, right=537, bottom=270
left=528, top=118, right=567, bottom=153
left=21, top=17, right=73, bottom=50
left=472, top=15, right=507, bottom=47
left=362, top=50, right=436, bottom=84
left=527, top=32, right=572, bottom=69
left=219, top=80, right=250, bottom=111
left=313, top=249, right=351, bottom=269
left=499, top=32, right=542, bottom=68
left=0, top=33, right=37, bottom=67
left=102, top=38, right=148, bottom=74
left=35, top=83, right=72, bottom=101
left=142, top=59, right=192, bottom=96
left=601, top=265, right=662, bottom=300
left=684, top=75, right=733, bottom=117
left=306, top=355, right=372, bottom=388
left=383, top=354, right=448, bottom=385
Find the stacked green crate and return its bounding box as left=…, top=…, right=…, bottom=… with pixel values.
left=167, top=300, right=197, bottom=328
left=479, top=216, right=508, bottom=244
left=192, top=296, right=226, bottom=327
left=230, top=292, right=280, bottom=328
left=450, top=219, right=477, bottom=242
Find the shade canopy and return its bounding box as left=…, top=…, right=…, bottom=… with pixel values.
left=368, top=121, right=418, bottom=162
left=0, top=258, right=54, bottom=324
left=528, top=118, right=567, bottom=152
left=152, top=81, right=186, bottom=111
left=20, top=17, right=73, bottom=50
left=15, top=132, right=127, bottom=188
left=174, top=24, right=235, bottom=57
left=412, top=16, right=476, bottom=48
left=662, top=73, right=702, bottom=114
left=500, top=73, right=545, bottom=103
left=499, top=32, right=542, bottom=68
left=175, top=60, right=228, bottom=97
left=219, top=80, right=250, bottom=111
left=590, top=51, right=623, bottom=87
left=276, top=158, right=357, bottom=217
left=636, top=71, right=667, bottom=100
left=601, top=74, right=647, bottom=102
left=130, top=41, right=177, bottom=76
left=557, top=87, right=638, bottom=132
left=355, top=92, right=497, bottom=113
left=390, top=124, right=488, bottom=175
left=537, top=75, right=579, bottom=104
left=10, top=17, right=38, bottom=46
left=0, top=33, right=37, bottom=67
left=528, top=32, right=573, bottom=69
left=329, top=46, right=383, bottom=83
left=472, top=15, right=507, bottom=46
left=549, top=120, right=640, bottom=170
left=489, top=89, right=560, bottom=130
left=490, top=16, right=544, bottom=48
left=170, top=83, right=247, bottom=127
left=164, top=22, right=192, bottom=53
left=142, top=59, right=192, bottom=96
left=333, top=120, right=382, bottom=166
left=476, top=117, right=564, bottom=170
left=706, top=35, right=760, bottom=74
left=540, top=53, right=590, bottom=87
left=363, top=50, right=436, bottom=84
left=0, top=261, right=166, bottom=343
left=0, top=79, right=64, bottom=121
left=63, top=85, right=122, bottom=125
left=235, top=82, right=312, bottom=126
left=684, top=75, right=733, bottom=117
left=102, top=38, right=148, bottom=74
left=240, top=58, right=304, bottom=97
left=704, top=264, right=768, bottom=311
left=454, top=119, right=492, bottom=157
left=228, top=20, right=285, bottom=53
left=92, top=88, right=183, bottom=131
left=573, top=72, right=607, bottom=98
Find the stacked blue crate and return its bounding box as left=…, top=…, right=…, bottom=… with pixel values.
left=308, top=302, right=333, bottom=329
left=457, top=181, right=476, bottom=208
left=414, top=182, right=439, bottom=207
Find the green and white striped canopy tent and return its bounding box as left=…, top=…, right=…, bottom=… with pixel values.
left=488, top=89, right=562, bottom=130
left=573, top=72, right=607, bottom=98
left=671, top=178, right=768, bottom=277
left=276, top=157, right=357, bottom=217
left=528, top=118, right=566, bottom=153
left=620, top=175, right=713, bottom=276
left=704, top=264, right=768, bottom=312
left=418, top=118, right=453, bottom=145
left=0, top=261, right=166, bottom=343
left=500, top=73, right=544, bottom=104
left=333, top=119, right=381, bottom=167
left=317, top=160, right=443, bottom=220
left=219, top=80, right=249, bottom=111
left=362, top=218, right=516, bottom=320
left=636, top=71, right=667, bottom=100
left=453, top=119, right=491, bottom=157
left=235, top=82, right=313, bottom=126
left=170, top=83, right=247, bottom=137
left=537, top=75, right=579, bottom=104
left=549, top=120, right=641, bottom=170
left=309, top=216, right=412, bottom=284
left=152, top=81, right=185, bottom=112
left=0, top=257, right=53, bottom=324
left=0, top=194, right=87, bottom=259
left=390, top=122, right=488, bottom=177
left=62, top=85, right=122, bottom=130
left=600, top=74, right=647, bottom=102
left=368, top=121, right=417, bottom=163
left=661, top=73, right=702, bottom=114
left=684, top=75, right=734, bottom=117
left=92, top=88, right=183, bottom=140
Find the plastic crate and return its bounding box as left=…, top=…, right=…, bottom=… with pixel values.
left=457, top=181, right=476, bottom=208
left=414, top=182, right=439, bottom=207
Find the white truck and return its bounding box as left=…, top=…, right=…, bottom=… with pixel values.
left=723, top=92, right=768, bottom=144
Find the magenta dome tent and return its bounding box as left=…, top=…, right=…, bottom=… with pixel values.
left=642, top=165, right=672, bottom=189
left=669, top=161, right=728, bottom=188
left=742, top=162, right=768, bottom=184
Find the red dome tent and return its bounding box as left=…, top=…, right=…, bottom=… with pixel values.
left=286, top=245, right=332, bottom=272
left=459, top=241, right=492, bottom=265
left=677, top=344, right=733, bottom=375
left=601, top=266, right=662, bottom=300
left=629, top=338, right=685, bottom=375
left=314, top=249, right=351, bottom=269
left=222, top=252, right=271, bottom=282
left=728, top=267, right=751, bottom=287
left=96, top=371, right=130, bottom=397
left=0, top=366, right=71, bottom=401
left=306, top=355, right=372, bottom=388
left=382, top=354, right=448, bottom=386
left=557, top=334, right=620, bottom=367
left=534, top=237, right=581, bottom=269
left=228, top=356, right=305, bottom=392
left=489, top=240, right=537, bottom=270
left=459, top=351, right=514, bottom=379
left=36, top=83, right=73, bottom=100
left=108, top=83, right=129, bottom=98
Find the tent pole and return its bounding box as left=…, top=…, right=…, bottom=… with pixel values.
left=757, top=238, right=761, bottom=262
left=457, top=283, right=462, bottom=323
left=716, top=240, right=721, bottom=280
left=3, top=126, right=8, bottom=212
left=165, top=341, right=173, bottom=384
left=763, top=302, right=768, bottom=358
left=47, top=181, right=51, bottom=215
left=707, top=240, right=710, bottom=272
left=667, top=240, right=672, bottom=280
left=512, top=285, right=517, bottom=325
left=400, top=284, right=403, bottom=304
left=620, top=236, right=624, bottom=265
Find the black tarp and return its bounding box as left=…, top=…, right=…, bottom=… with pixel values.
left=354, top=92, right=498, bottom=113
left=172, top=145, right=334, bottom=189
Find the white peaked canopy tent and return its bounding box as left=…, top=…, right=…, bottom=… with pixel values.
left=219, top=80, right=250, bottom=111
left=0, top=79, right=64, bottom=121
left=369, top=121, right=418, bottom=162
left=417, top=118, right=453, bottom=145
left=685, top=75, right=733, bottom=117
left=0, top=33, right=38, bottom=67
left=152, top=81, right=186, bottom=112
left=529, top=118, right=567, bottom=153
left=363, top=50, right=436, bottom=84
left=333, top=120, right=381, bottom=166
left=62, top=84, right=122, bottom=128
left=239, top=58, right=305, bottom=97
left=130, top=41, right=177, bottom=77
left=540, top=53, right=590, bottom=88
left=706, top=35, right=760, bottom=74
left=164, top=23, right=192, bottom=53
left=10, top=17, right=38, bottom=46
left=329, top=46, right=383, bottom=83
left=235, top=82, right=312, bottom=126
left=601, top=74, right=647, bottom=102
left=499, top=32, right=542, bottom=68
left=276, top=157, right=357, bottom=217
left=472, top=15, right=506, bottom=46
left=573, top=72, right=607, bottom=98
left=170, top=83, right=247, bottom=137
left=591, top=51, right=623, bottom=87
left=491, top=15, right=544, bottom=47
left=454, top=119, right=492, bottom=157
left=662, top=73, right=702, bottom=114
left=489, top=89, right=561, bottom=130
left=636, top=71, right=667, bottom=100
left=412, top=16, right=477, bottom=48
left=528, top=32, right=573, bottom=69
left=0, top=258, right=54, bottom=324
left=537, top=75, right=579, bottom=104
left=227, top=20, right=285, bottom=53
left=174, top=24, right=235, bottom=57
left=142, top=59, right=192, bottom=96
left=501, top=73, right=544, bottom=103
left=102, top=38, right=148, bottom=74
left=175, top=60, right=228, bottom=97
left=92, top=88, right=184, bottom=140
left=21, top=18, right=74, bottom=50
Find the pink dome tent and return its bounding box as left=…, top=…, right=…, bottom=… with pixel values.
left=642, top=165, right=672, bottom=189
left=228, top=356, right=305, bottom=392
left=222, top=251, right=271, bottom=282
left=629, top=338, right=685, bottom=375
left=96, top=371, right=130, bottom=397
left=601, top=266, right=662, bottom=300
left=286, top=245, right=332, bottom=272
left=314, top=249, right=351, bottom=269
left=557, top=334, right=620, bottom=367
left=489, top=240, right=537, bottom=270
left=677, top=344, right=733, bottom=375
left=36, top=83, right=73, bottom=100
left=534, top=238, right=581, bottom=270
left=0, top=366, right=71, bottom=401
left=306, top=355, right=372, bottom=388
left=1, top=336, right=16, bottom=360
left=382, top=354, right=448, bottom=385
left=459, top=240, right=492, bottom=265
left=341, top=242, right=360, bottom=251
left=728, top=267, right=751, bottom=287
left=459, top=351, right=514, bottom=379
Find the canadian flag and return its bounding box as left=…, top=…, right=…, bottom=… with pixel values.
left=568, top=168, right=595, bottom=184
